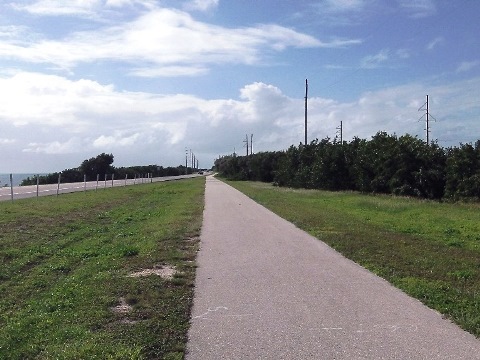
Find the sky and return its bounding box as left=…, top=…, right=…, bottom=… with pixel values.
left=0, top=0, right=479, bottom=173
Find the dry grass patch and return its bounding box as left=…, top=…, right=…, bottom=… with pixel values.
left=128, top=265, right=178, bottom=280
left=110, top=297, right=133, bottom=314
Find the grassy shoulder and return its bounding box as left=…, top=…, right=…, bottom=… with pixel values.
left=227, top=180, right=480, bottom=338
left=0, top=177, right=205, bottom=360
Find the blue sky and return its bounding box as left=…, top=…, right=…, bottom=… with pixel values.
left=0, top=0, right=479, bottom=173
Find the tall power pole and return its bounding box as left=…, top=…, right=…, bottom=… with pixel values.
left=425, top=95, right=430, bottom=144
left=243, top=134, right=249, bottom=156
left=304, top=79, right=308, bottom=145
left=418, top=95, right=435, bottom=144
left=336, top=121, right=343, bottom=143
left=250, top=134, right=253, bottom=155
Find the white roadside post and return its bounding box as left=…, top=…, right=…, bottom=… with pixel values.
left=56, top=174, right=61, bottom=196
left=9, top=174, right=13, bottom=202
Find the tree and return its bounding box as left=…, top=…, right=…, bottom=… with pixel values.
left=80, top=153, right=114, bottom=181
left=445, top=141, right=480, bottom=200
left=214, top=131, right=480, bottom=202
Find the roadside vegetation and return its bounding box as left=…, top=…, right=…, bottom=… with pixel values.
left=0, top=177, right=205, bottom=359
left=216, top=132, right=480, bottom=201
left=21, top=153, right=201, bottom=186
left=227, top=180, right=480, bottom=338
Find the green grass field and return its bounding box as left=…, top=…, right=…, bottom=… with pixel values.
left=227, top=180, right=480, bottom=338
left=2, top=175, right=478, bottom=359
left=0, top=177, right=205, bottom=360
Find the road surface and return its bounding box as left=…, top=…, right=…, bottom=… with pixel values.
left=0, top=174, right=202, bottom=201
left=186, top=176, right=480, bottom=359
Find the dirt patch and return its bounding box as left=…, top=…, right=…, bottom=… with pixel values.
left=128, top=265, right=177, bottom=280
left=118, top=318, right=140, bottom=325
left=110, top=297, right=132, bottom=314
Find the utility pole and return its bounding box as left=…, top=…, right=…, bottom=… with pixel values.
left=243, top=134, right=249, bottom=156
left=426, top=94, right=430, bottom=144
left=336, top=121, right=343, bottom=143
left=418, top=95, right=435, bottom=144
left=250, top=134, right=253, bottom=155
left=185, top=148, right=188, bottom=174
left=304, top=79, right=308, bottom=145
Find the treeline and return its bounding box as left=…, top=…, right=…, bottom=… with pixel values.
left=21, top=153, right=194, bottom=186
left=215, top=132, right=480, bottom=201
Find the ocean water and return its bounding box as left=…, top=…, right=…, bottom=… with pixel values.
left=0, top=174, right=41, bottom=187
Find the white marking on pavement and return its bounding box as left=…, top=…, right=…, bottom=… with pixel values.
left=193, top=306, right=229, bottom=320
left=316, top=324, right=418, bottom=333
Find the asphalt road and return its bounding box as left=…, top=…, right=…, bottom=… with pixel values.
left=0, top=174, right=202, bottom=202
left=186, top=176, right=480, bottom=359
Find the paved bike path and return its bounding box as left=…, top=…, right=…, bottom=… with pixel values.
left=186, top=176, right=480, bottom=359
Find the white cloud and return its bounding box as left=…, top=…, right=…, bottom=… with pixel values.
left=10, top=0, right=156, bottom=16
left=456, top=61, right=480, bottom=73
left=130, top=65, right=209, bottom=77
left=11, top=0, right=102, bottom=16
left=309, top=0, right=374, bottom=26
left=398, top=0, right=436, bottom=18
left=324, top=0, right=368, bottom=12
left=359, top=48, right=411, bottom=69
left=105, top=0, right=157, bottom=9
left=0, top=25, right=28, bottom=39
left=238, top=82, right=292, bottom=123
left=426, top=37, right=444, bottom=51
left=152, top=122, right=188, bottom=145
left=2, top=71, right=479, bottom=172
left=184, top=0, right=219, bottom=12
left=93, top=132, right=140, bottom=148
left=396, top=48, right=410, bottom=59
left=0, top=72, right=115, bottom=129
left=23, top=138, right=84, bottom=154
left=361, top=49, right=389, bottom=69
left=0, top=8, right=356, bottom=77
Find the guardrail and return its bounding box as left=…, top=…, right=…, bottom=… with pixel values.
left=0, top=173, right=203, bottom=202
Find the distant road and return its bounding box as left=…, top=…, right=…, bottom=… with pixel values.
left=0, top=174, right=204, bottom=202
left=187, top=176, right=480, bottom=359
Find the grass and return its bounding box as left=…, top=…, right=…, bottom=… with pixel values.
left=0, top=177, right=205, bottom=360
left=227, top=180, right=480, bottom=338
